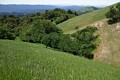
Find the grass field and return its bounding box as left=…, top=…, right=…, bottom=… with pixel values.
left=0, top=40, right=120, bottom=80
left=57, top=6, right=109, bottom=34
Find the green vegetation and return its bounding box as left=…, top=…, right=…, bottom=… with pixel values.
left=0, top=8, right=98, bottom=59
left=72, top=27, right=98, bottom=58
left=106, top=2, right=120, bottom=23
left=19, top=19, right=61, bottom=43
left=0, top=26, right=15, bottom=40
left=0, top=40, right=120, bottom=80
left=0, top=15, right=21, bottom=39
left=56, top=2, right=120, bottom=65
left=42, top=8, right=76, bottom=24
left=57, top=6, right=109, bottom=33
left=41, top=26, right=98, bottom=59
left=0, top=3, right=120, bottom=79
left=75, top=6, right=98, bottom=15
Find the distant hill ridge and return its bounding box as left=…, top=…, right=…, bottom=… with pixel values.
left=0, top=4, right=86, bottom=13
left=75, top=6, right=99, bottom=15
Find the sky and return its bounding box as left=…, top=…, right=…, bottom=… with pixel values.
left=0, top=0, right=120, bottom=6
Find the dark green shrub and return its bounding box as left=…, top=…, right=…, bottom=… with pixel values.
left=0, top=26, right=16, bottom=40
left=106, top=2, right=120, bottom=23
left=41, top=32, right=60, bottom=48
left=20, top=20, right=61, bottom=43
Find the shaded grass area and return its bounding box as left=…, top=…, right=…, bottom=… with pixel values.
left=0, top=40, right=120, bottom=80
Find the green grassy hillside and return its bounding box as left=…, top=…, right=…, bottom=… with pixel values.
left=75, top=6, right=98, bottom=15
left=57, top=6, right=109, bottom=33
left=0, top=40, right=120, bottom=80
left=57, top=2, right=120, bottom=66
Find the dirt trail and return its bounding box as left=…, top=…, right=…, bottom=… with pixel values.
left=90, top=20, right=120, bottom=66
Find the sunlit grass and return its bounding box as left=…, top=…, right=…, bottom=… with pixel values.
left=57, top=6, right=109, bottom=34
left=0, top=40, right=120, bottom=80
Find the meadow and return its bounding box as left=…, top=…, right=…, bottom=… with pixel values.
left=0, top=40, right=120, bottom=80
left=57, top=6, right=109, bottom=34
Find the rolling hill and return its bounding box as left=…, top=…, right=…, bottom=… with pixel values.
left=57, top=5, right=109, bottom=34
left=57, top=2, right=120, bottom=66
left=0, top=2, right=120, bottom=80
left=75, top=6, right=99, bottom=15
left=0, top=40, right=120, bottom=80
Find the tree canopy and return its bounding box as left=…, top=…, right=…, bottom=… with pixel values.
left=106, top=2, right=120, bottom=23
left=0, top=8, right=98, bottom=59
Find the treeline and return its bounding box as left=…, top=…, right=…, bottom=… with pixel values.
left=106, top=2, right=120, bottom=24
left=0, top=8, right=98, bottom=59
left=0, top=8, right=77, bottom=24
left=0, top=8, right=76, bottom=40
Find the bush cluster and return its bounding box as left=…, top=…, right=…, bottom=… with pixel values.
left=0, top=8, right=98, bottom=59
left=42, top=27, right=98, bottom=59
left=106, top=2, right=120, bottom=23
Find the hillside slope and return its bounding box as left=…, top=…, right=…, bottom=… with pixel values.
left=89, top=20, right=120, bottom=66
left=57, top=2, right=120, bottom=66
left=75, top=6, right=99, bottom=15
left=0, top=40, right=120, bottom=80
left=57, top=6, right=109, bottom=34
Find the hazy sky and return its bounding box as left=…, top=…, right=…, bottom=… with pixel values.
left=0, top=0, right=120, bottom=6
